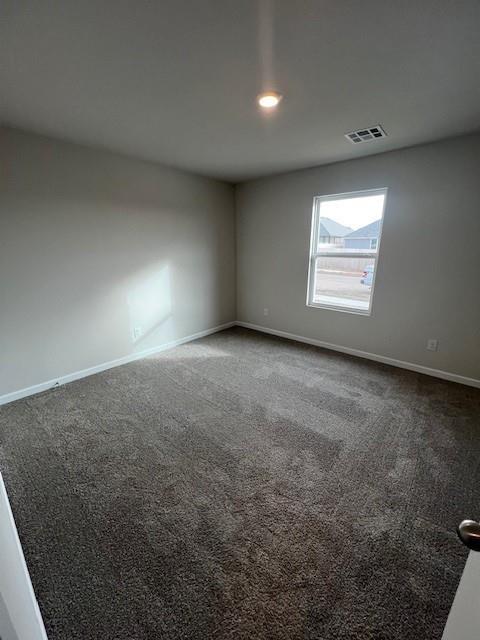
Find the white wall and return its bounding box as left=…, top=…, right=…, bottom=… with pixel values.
left=0, top=127, right=235, bottom=398
left=236, top=134, right=480, bottom=381
left=0, top=474, right=47, bottom=640
left=0, top=594, right=19, bottom=640
left=442, top=551, right=480, bottom=640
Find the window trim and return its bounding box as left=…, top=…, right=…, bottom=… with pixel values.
left=306, top=187, right=388, bottom=316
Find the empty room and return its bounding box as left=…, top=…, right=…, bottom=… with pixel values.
left=1, top=1, right=480, bottom=639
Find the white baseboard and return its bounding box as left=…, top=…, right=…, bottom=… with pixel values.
left=0, top=321, right=236, bottom=407
left=236, top=321, right=480, bottom=389
left=2, top=319, right=478, bottom=407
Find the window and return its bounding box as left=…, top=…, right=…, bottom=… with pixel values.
left=306, top=188, right=387, bottom=314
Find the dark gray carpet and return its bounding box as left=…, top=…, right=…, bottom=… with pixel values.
left=1, top=327, right=479, bottom=640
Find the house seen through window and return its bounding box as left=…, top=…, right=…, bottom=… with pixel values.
left=307, top=188, right=387, bottom=314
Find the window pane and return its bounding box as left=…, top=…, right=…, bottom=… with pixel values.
left=312, top=256, right=376, bottom=312
left=307, top=188, right=387, bottom=313
left=316, top=193, right=384, bottom=254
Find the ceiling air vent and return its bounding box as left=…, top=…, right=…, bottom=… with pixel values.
left=345, top=125, right=387, bottom=144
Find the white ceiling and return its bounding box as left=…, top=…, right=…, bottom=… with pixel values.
left=1, top=0, right=479, bottom=182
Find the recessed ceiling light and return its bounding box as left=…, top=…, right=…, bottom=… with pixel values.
left=257, top=91, right=282, bottom=109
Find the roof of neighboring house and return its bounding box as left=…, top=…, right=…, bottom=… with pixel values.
left=345, top=219, right=381, bottom=239
left=319, top=218, right=352, bottom=237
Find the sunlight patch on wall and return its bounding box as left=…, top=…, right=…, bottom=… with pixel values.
left=127, top=264, right=172, bottom=343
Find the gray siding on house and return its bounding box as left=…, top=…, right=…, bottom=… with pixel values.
left=344, top=219, right=381, bottom=250
left=344, top=238, right=373, bottom=249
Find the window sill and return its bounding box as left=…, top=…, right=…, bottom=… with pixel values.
left=306, top=301, right=372, bottom=316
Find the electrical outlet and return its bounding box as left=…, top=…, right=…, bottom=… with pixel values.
left=133, top=326, right=142, bottom=340
left=427, top=338, right=438, bottom=352
left=263, top=308, right=269, bottom=316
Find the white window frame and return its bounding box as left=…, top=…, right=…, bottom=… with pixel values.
left=306, top=187, right=387, bottom=316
